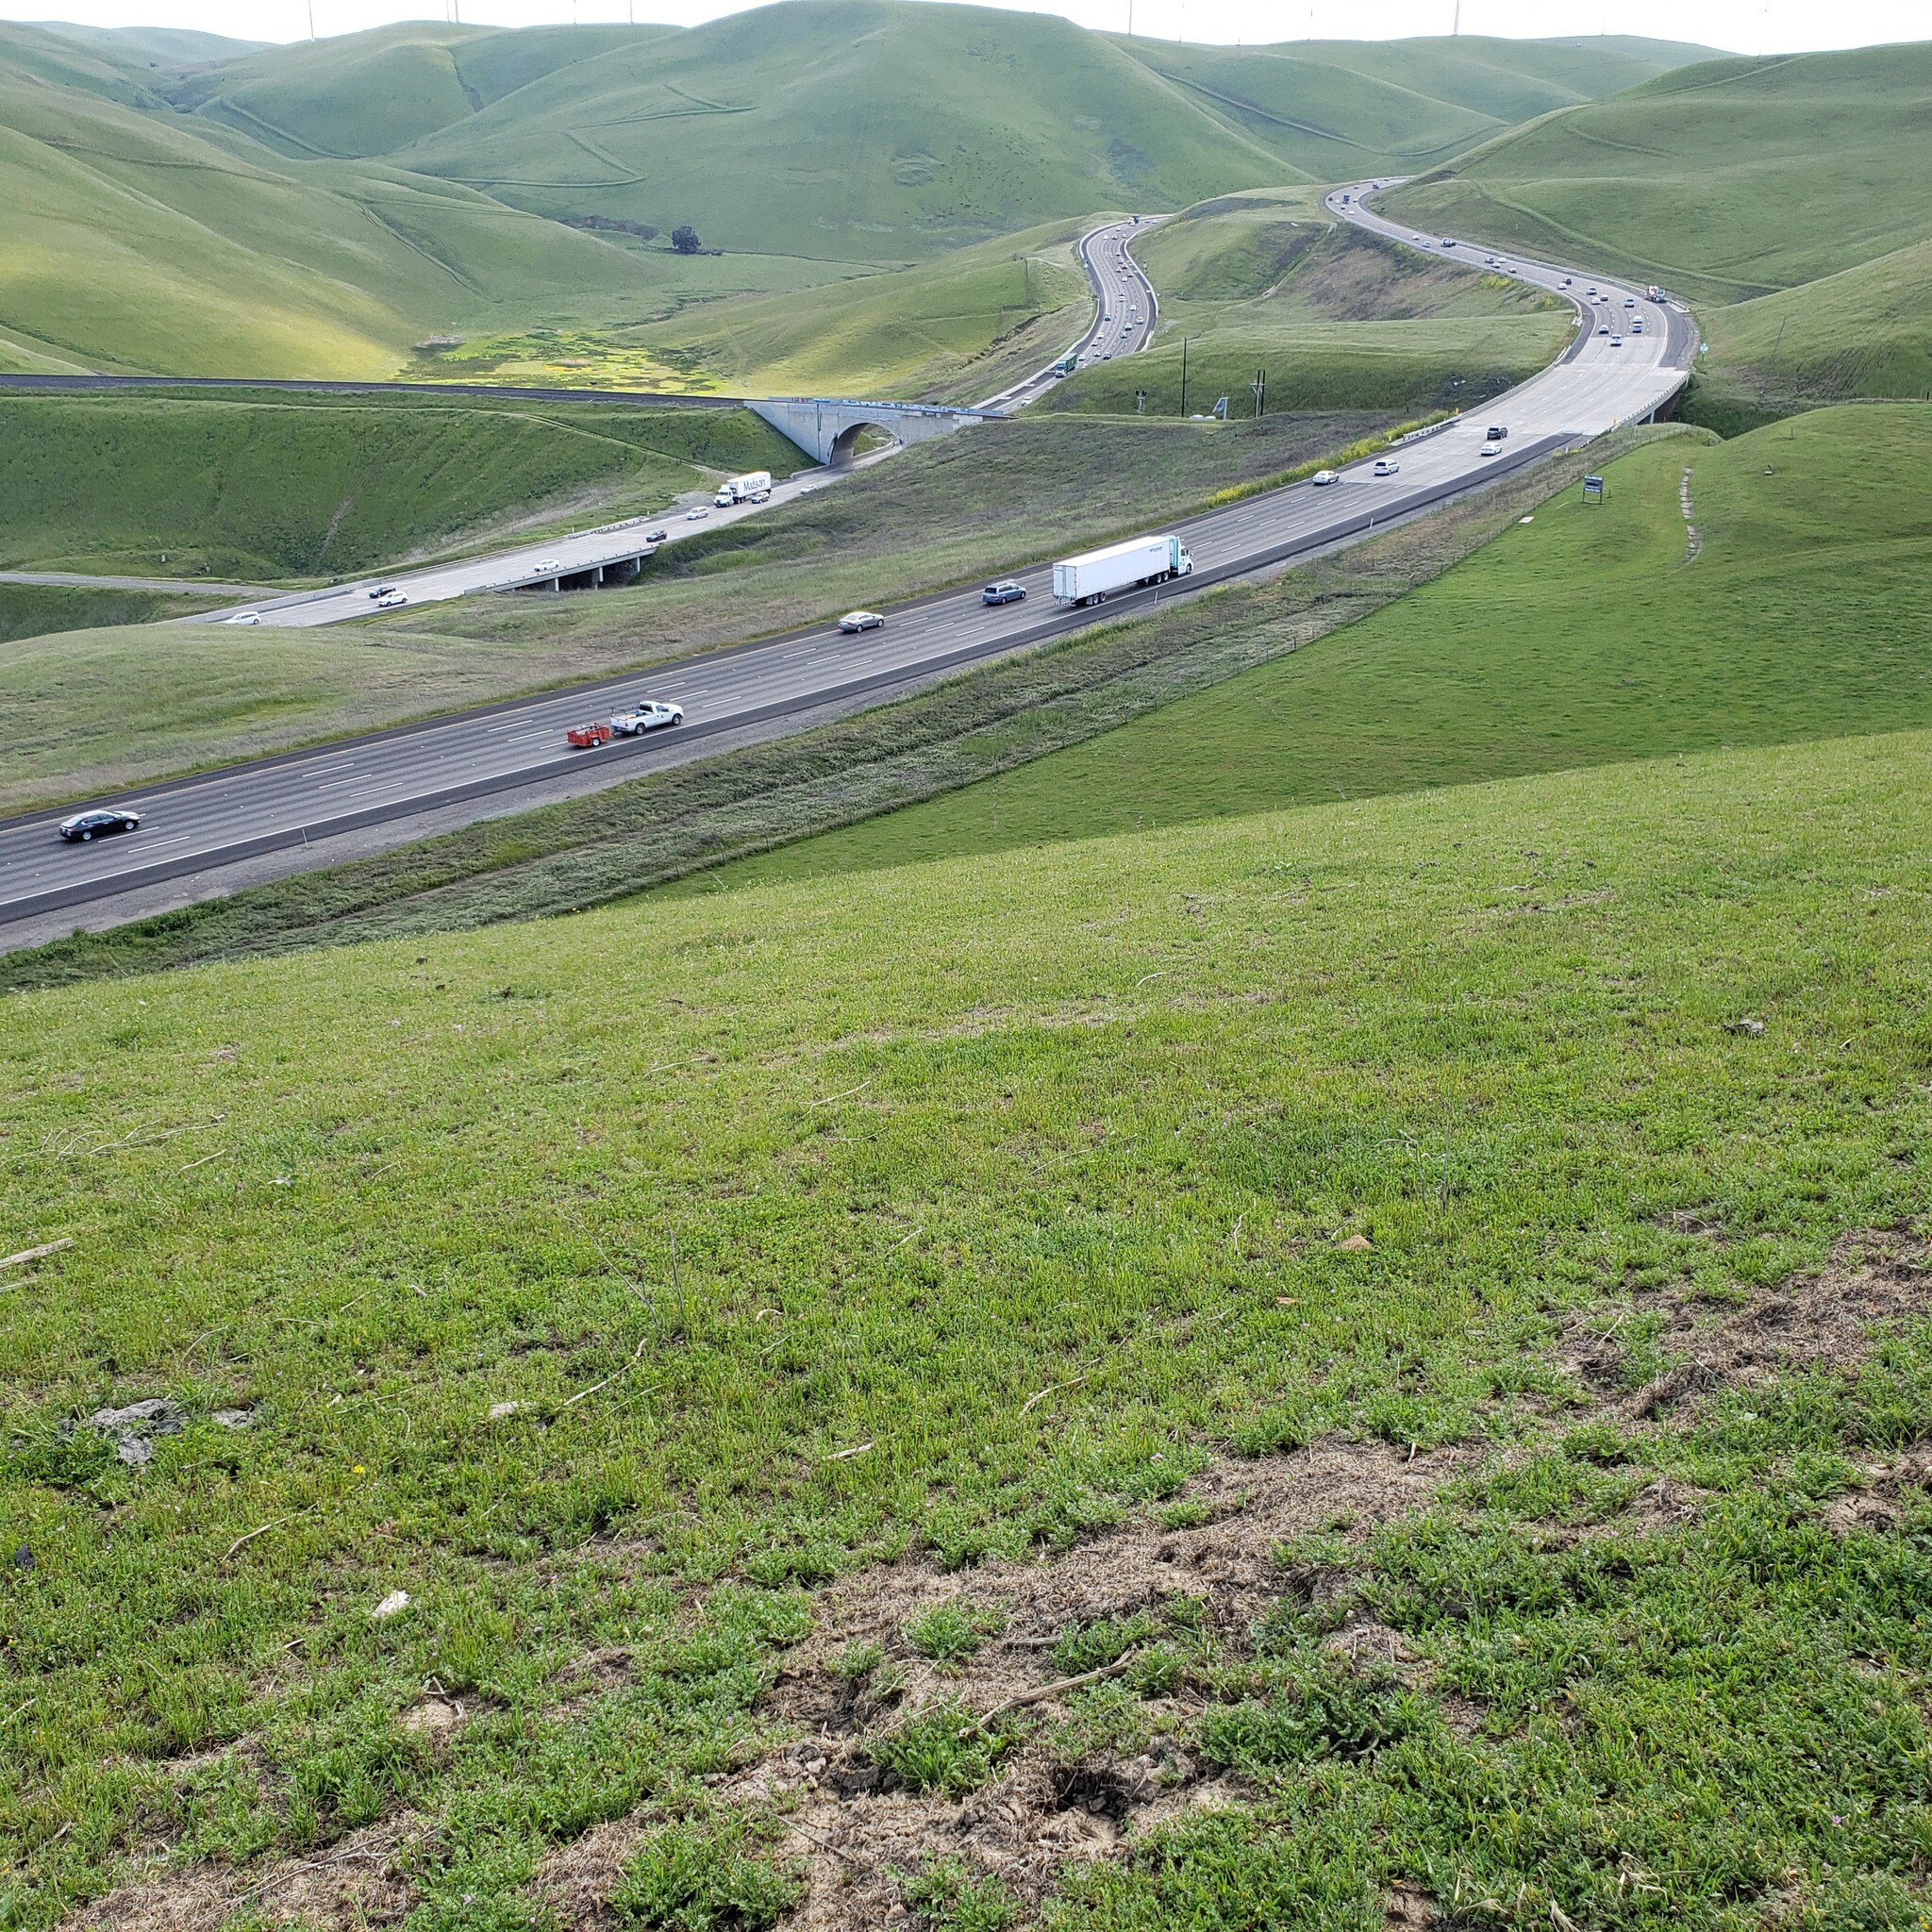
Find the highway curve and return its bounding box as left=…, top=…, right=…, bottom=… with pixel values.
left=0, top=188, right=1690, bottom=939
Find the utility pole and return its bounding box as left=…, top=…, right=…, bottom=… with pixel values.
left=1179, top=336, right=1188, bottom=417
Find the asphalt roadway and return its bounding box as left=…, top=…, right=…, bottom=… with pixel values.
left=0, top=189, right=1690, bottom=938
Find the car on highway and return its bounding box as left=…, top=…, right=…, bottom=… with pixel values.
left=1587, top=286, right=1598, bottom=297
left=1562, top=276, right=1573, bottom=287
left=222, top=610, right=262, bottom=625
left=686, top=507, right=709, bottom=521
left=58, top=808, right=142, bottom=843
left=982, top=580, right=1026, bottom=606
left=367, top=584, right=398, bottom=600
left=610, top=700, right=683, bottom=735
left=1487, top=425, right=1508, bottom=441
left=645, top=529, right=669, bottom=543
left=1598, top=325, right=1611, bottom=336
left=1373, top=458, right=1400, bottom=476
left=839, top=610, right=886, bottom=633
left=1478, top=443, right=1501, bottom=458
left=376, top=591, right=409, bottom=609
left=1609, top=335, right=1624, bottom=347
left=1310, top=470, right=1341, bottom=487
left=1624, top=296, right=1637, bottom=308
left=1632, top=320, right=1644, bottom=334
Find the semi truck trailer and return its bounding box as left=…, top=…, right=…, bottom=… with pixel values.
left=713, top=471, right=773, bottom=507
left=1052, top=533, right=1193, bottom=607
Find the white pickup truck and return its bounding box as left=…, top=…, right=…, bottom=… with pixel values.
left=609, top=700, right=684, bottom=735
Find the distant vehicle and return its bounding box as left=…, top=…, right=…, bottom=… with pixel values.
left=1478, top=443, right=1501, bottom=458
left=1587, top=286, right=1598, bottom=297
left=1441, top=238, right=1457, bottom=248
left=645, top=529, right=669, bottom=543
left=1624, top=296, right=1637, bottom=308
left=1373, top=458, right=1400, bottom=476
left=686, top=507, right=709, bottom=521
left=1645, top=284, right=1666, bottom=303
left=367, top=584, right=397, bottom=600
left=714, top=471, right=773, bottom=507
left=1609, top=335, right=1624, bottom=347
left=982, top=580, right=1026, bottom=606
left=1598, top=325, right=1611, bottom=336
left=839, top=610, right=885, bottom=633
left=1631, top=320, right=1644, bottom=334
left=1311, top=470, right=1341, bottom=487
left=59, top=808, right=141, bottom=843
left=222, top=610, right=261, bottom=625
left=533, top=559, right=562, bottom=573
left=1561, top=276, right=1573, bottom=286
left=376, top=591, right=409, bottom=608
left=1486, top=425, right=1507, bottom=441
left=566, top=722, right=613, bottom=749
left=1341, top=192, right=1351, bottom=203
left=609, top=700, right=683, bottom=735
left=1052, top=533, right=1191, bottom=608
left=1052, top=354, right=1077, bottom=377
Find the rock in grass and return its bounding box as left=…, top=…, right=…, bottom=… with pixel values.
left=371, top=1591, right=411, bottom=1621
left=1727, top=1017, right=1767, bottom=1036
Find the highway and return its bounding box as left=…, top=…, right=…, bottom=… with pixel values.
left=975, top=216, right=1161, bottom=412
left=0, top=187, right=1690, bottom=935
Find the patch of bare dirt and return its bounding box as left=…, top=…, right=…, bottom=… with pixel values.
left=722, top=1436, right=1474, bottom=1930
left=70, top=1818, right=419, bottom=1932
left=1557, top=1229, right=1930, bottom=1420
left=1824, top=1445, right=1932, bottom=1538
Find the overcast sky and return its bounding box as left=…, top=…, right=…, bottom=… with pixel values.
left=8, top=0, right=1926, bottom=58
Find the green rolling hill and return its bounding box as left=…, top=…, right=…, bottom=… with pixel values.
left=0, top=5, right=1717, bottom=379
left=1380, top=42, right=1932, bottom=416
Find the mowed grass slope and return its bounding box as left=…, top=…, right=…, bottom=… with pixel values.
left=1045, top=192, right=1569, bottom=418
left=0, top=391, right=802, bottom=579
left=3, top=720, right=1931, bottom=1925
left=705, top=405, right=1932, bottom=888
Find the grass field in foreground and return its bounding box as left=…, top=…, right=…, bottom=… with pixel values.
left=0, top=409, right=1393, bottom=815
left=0, top=392, right=802, bottom=581
left=3, top=723, right=1931, bottom=1927
left=702, top=405, right=1932, bottom=891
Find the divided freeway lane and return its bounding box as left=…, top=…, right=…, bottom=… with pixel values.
left=974, top=217, right=1160, bottom=412
left=0, top=189, right=1691, bottom=934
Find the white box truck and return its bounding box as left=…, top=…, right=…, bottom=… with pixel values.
left=1052, top=533, right=1193, bottom=607
left=713, top=470, right=773, bottom=507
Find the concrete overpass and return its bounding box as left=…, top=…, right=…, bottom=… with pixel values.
left=745, top=395, right=1000, bottom=465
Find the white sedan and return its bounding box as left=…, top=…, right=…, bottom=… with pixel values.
left=375, top=590, right=409, bottom=608
left=839, top=610, right=885, bottom=634
left=221, top=610, right=262, bottom=625
left=1310, top=471, right=1341, bottom=488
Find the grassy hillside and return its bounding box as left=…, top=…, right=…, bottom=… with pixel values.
left=1379, top=42, right=1932, bottom=416
left=0, top=8, right=1717, bottom=383
left=1047, top=191, right=1569, bottom=418
left=620, top=219, right=1091, bottom=401
left=1107, top=31, right=1712, bottom=179
left=0, top=391, right=802, bottom=580
left=0, top=408, right=1390, bottom=812
left=0, top=582, right=222, bottom=644
left=698, top=404, right=1932, bottom=888
left=3, top=718, right=1931, bottom=1926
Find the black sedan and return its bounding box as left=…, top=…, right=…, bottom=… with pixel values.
left=58, top=808, right=142, bottom=843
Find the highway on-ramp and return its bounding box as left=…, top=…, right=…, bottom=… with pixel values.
left=0, top=188, right=1690, bottom=936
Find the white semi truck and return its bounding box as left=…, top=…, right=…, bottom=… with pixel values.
left=1052, top=533, right=1193, bottom=607
left=713, top=471, right=773, bottom=507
